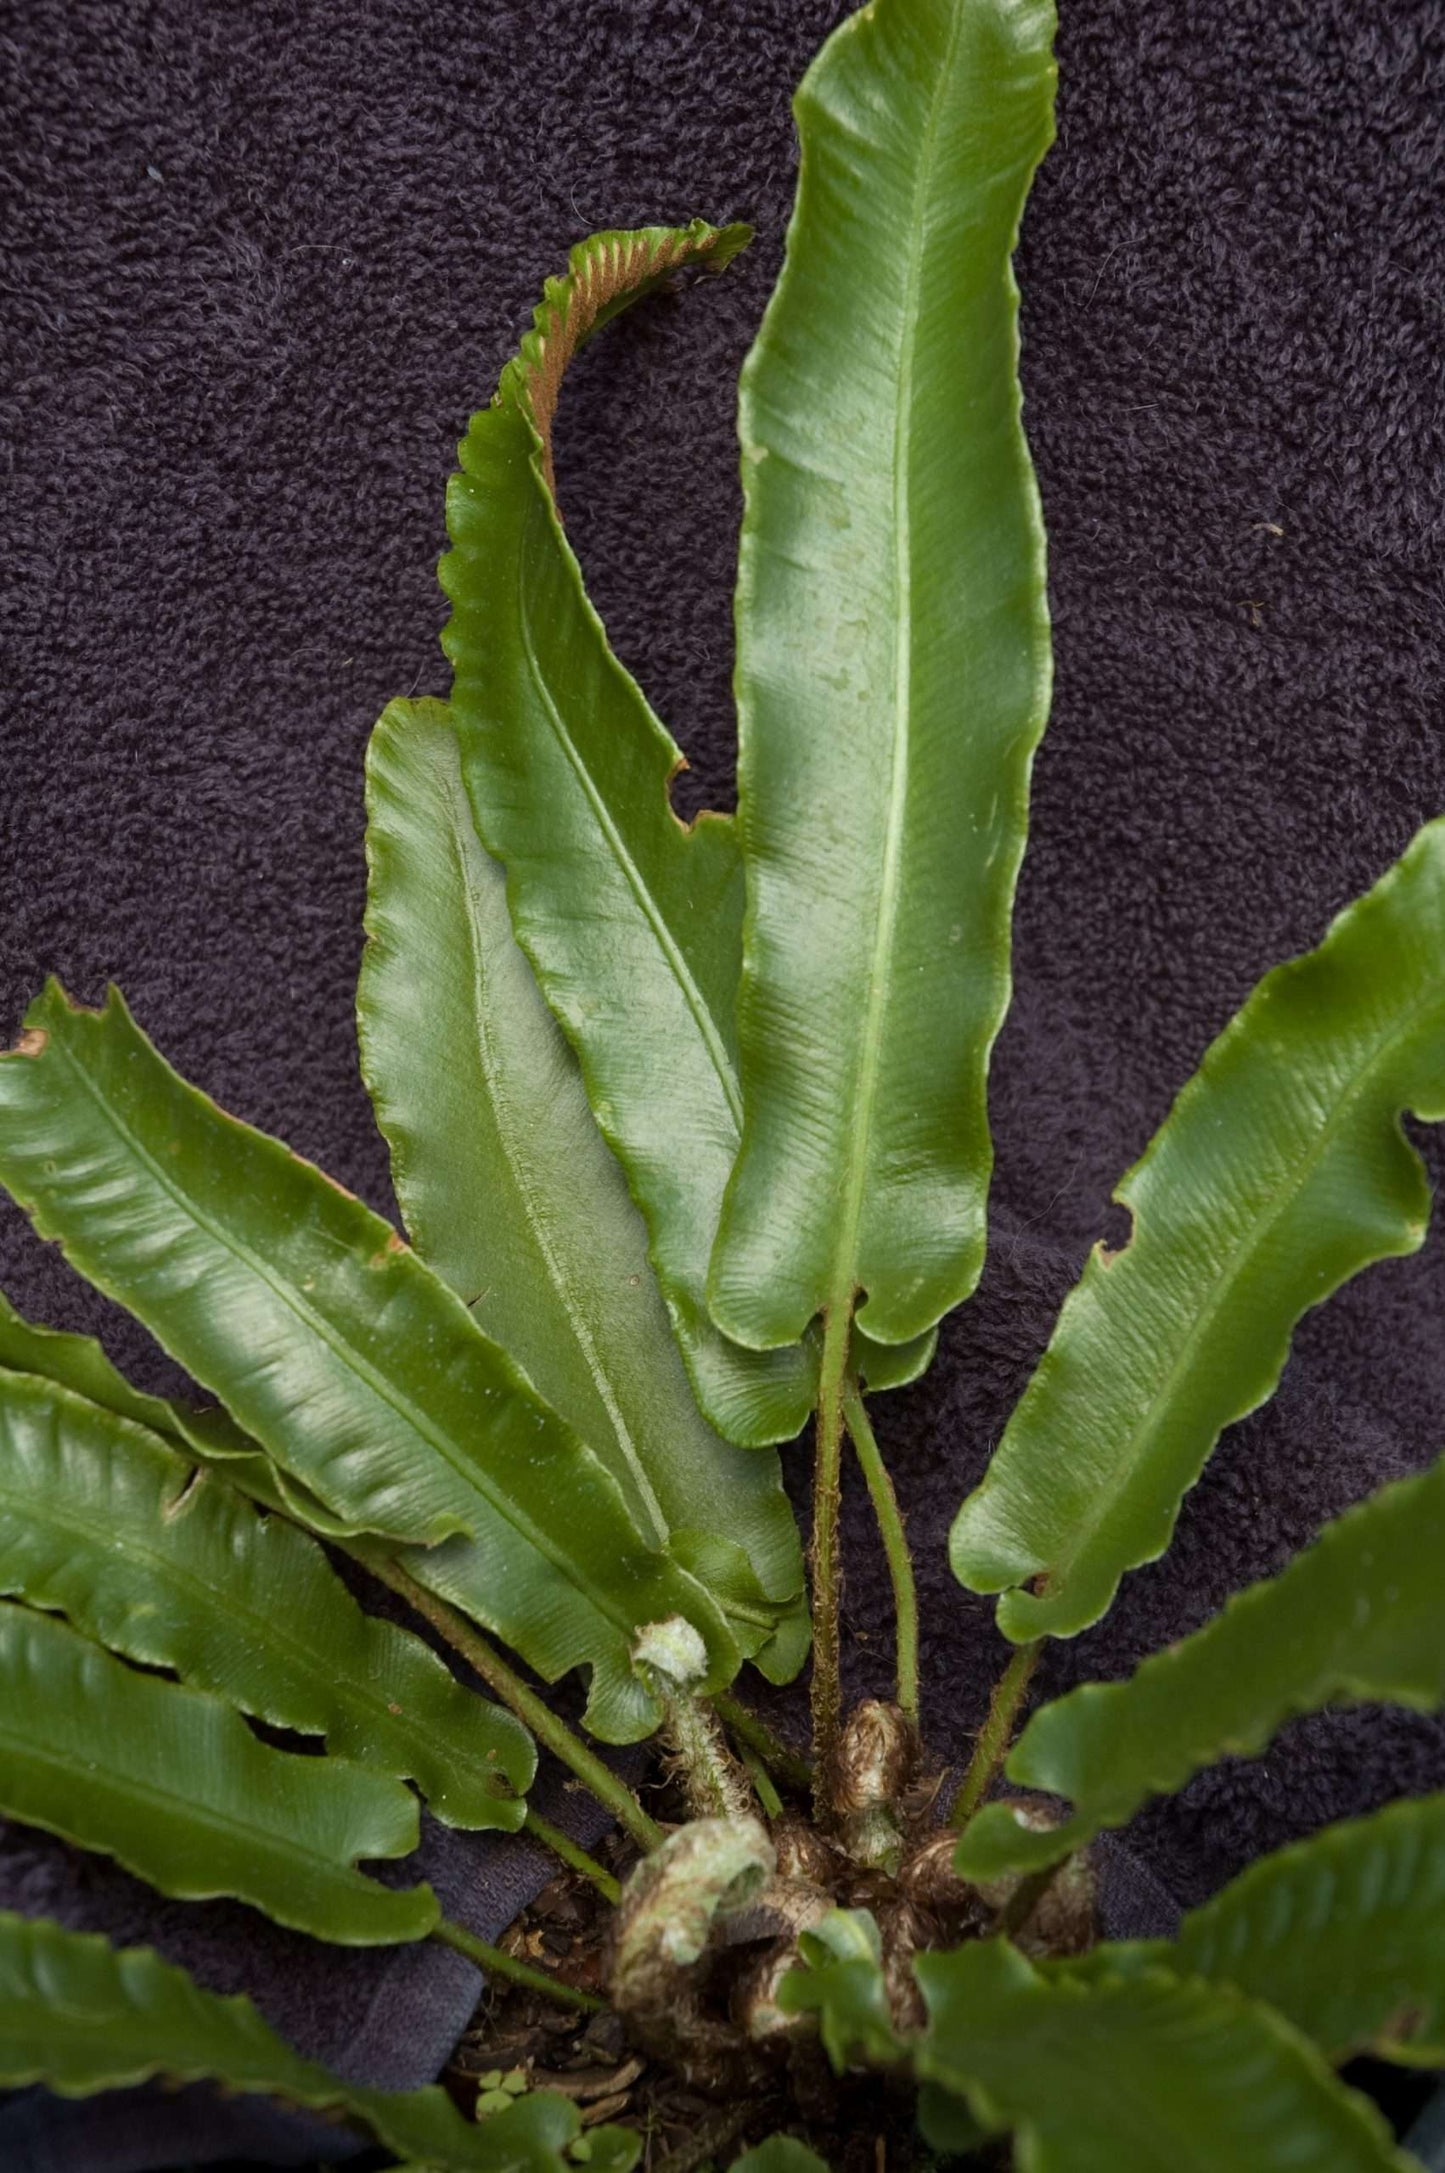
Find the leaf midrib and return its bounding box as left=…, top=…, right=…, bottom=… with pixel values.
left=516, top=551, right=745, bottom=1136
left=825, top=6, right=962, bottom=1325
left=0, top=1700, right=398, bottom=1897
left=0, top=1449, right=512, bottom=1804
left=442, top=757, right=669, bottom=1548
left=36, top=1026, right=641, bottom=1642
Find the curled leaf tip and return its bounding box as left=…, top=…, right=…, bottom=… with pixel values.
left=632, top=1613, right=711, bottom=1694
left=505, top=219, right=752, bottom=501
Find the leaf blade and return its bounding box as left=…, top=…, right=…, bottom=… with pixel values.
left=955, top=1454, right=1445, bottom=1882
left=0, top=1370, right=535, bottom=1831
left=358, top=697, right=805, bottom=1670
left=776, top=1907, right=903, bottom=2072
left=1165, top=1794, right=1445, bottom=2068
left=709, top=0, right=1057, bottom=1353
left=0, top=1604, right=435, bottom=1945
left=442, top=223, right=817, bottom=1448
left=0, top=1283, right=214, bottom=1441
left=0, top=1910, right=602, bottom=2171
left=952, top=815, right=1445, bottom=1641
left=441, top=225, right=930, bottom=1439
left=0, top=1281, right=386, bottom=1540
left=915, top=1940, right=1406, bottom=2172
left=0, top=983, right=738, bottom=1741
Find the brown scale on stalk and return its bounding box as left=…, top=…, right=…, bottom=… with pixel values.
left=604, top=1701, right=1097, bottom=2098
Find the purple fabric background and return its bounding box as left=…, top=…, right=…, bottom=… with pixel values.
left=2, top=0, right=1444, bottom=2157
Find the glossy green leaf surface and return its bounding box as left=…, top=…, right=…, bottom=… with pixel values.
left=915, top=1940, right=1406, bottom=2172
left=0, top=1370, right=535, bottom=1830
left=0, top=1278, right=283, bottom=1482
left=708, top=0, right=1056, bottom=1357
left=442, top=222, right=814, bottom=1449
left=440, top=226, right=930, bottom=1442
left=0, top=1283, right=201, bottom=1437
left=955, top=1456, right=1445, bottom=1883
left=952, top=815, right=1445, bottom=1642
left=359, top=697, right=805, bottom=1678
left=0, top=1911, right=615, bottom=2171
left=0, top=983, right=738, bottom=1741
left=0, top=1284, right=370, bottom=1544
left=777, top=1908, right=902, bottom=2071
left=1164, top=1794, right=1445, bottom=2068
left=0, top=1604, right=435, bottom=1944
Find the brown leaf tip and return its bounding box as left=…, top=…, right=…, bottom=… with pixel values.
left=13, top=1028, right=47, bottom=1058
left=523, top=228, right=705, bottom=501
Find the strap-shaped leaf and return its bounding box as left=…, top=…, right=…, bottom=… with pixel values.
left=0, top=1604, right=435, bottom=1944
left=0, top=1283, right=213, bottom=1440
left=707, top=0, right=1056, bottom=1356
left=441, top=226, right=932, bottom=1445
left=441, top=221, right=808, bottom=1451
left=0, top=983, right=738, bottom=1742
left=0, top=1371, right=535, bottom=1831
left=777, top=1908, right=903, bottom=2070
left=1163, top=1795, right=1445, bottom=2068
left=914, top=1940, right=1405, bottom=2172
left=0, top=1282, right=389, bottom=1542
left=0, top=1911, right=620, bottom=2172
left=955, top=1455, right=1445, bottom=1883
left=358, top=697, right=805, bottom=1679
left=952, top=816, right=1445, bottom=1642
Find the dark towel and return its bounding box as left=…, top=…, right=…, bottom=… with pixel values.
left=0, top=1759, right=635, bottom=2169
left=2, top=0, right=1442, bottom=2159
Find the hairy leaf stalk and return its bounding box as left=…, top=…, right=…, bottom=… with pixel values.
left=844, top=1384, right=919, bottom=1723
left=433, top=1917, right=605, bottom=2012
left=951, top=1639, right=1041, bottom=1830
left=713, top=1692, right=813, bottom=1793
left=633, top=1617, right=755, bottom=1820
left=810, top=1300, right=855, bottom=1803
left=365, top=1556, right=664, bottom=1854
left=665, top=1694, right=756, bottom=1822
left=522, top=1809, right=622, bottom=1904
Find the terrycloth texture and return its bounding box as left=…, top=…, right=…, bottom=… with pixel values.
left=2, top=0, right=1444, bottom=2152
left=0, top=1754, right=636, bottom=2168
left=0, top=2087, right=363, bottom=2170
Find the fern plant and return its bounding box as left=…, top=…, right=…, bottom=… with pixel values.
left=1, top=0, right=1442, bottom=2166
